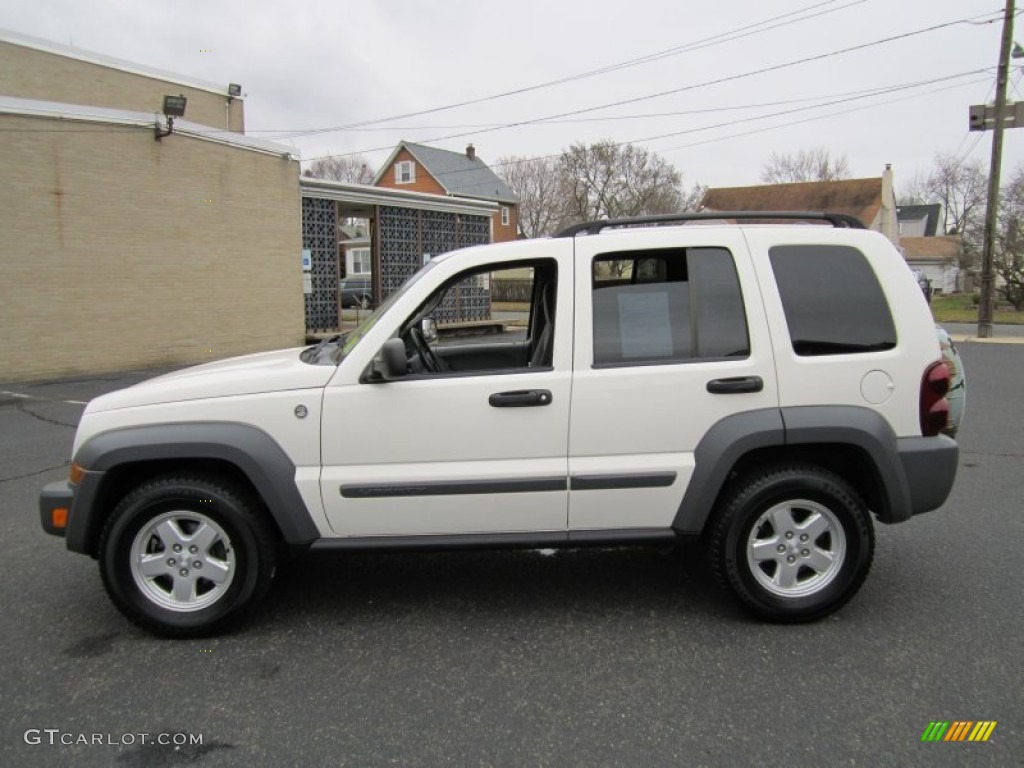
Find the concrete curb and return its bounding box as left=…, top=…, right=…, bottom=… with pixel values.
left=948, top=334, right=1024, bottom=344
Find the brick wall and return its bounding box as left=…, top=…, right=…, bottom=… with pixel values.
left=374, top=148, right=447, bottom=196
left=0, top=41, right=244, bottom=132
left=493, top=204, right=519, bottom=243
left=375, top=149, right=518, bottom=243
left=0, top=113, right=303, bottom=381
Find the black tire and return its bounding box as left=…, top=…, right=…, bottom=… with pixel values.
left=98, top=474, right=276, bottom=637
left=706, top=464, right=874, bottom=622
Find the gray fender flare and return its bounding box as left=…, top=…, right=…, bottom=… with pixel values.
left=67, top=422, right=319, bottom=554
left=672, top=406, right=910, bottom=533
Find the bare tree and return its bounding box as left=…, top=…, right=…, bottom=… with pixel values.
left=760, top=147, right=850, bottom=184
left=302, top=155, right=375, bottom=184
left=559, top=141, right=684, bottom=224
left=996, top=163, right=1024, bottom=310
left=897, top=170, right=931, bottom=205
left=680, top=182, right=707, bottom=213
left=925, top=153, right=987, bottom=235
left=495, top=155, right=568, bottom=238
left=925, top=153, right=988, bottom=270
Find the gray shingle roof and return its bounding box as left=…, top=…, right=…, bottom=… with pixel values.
left=403, top=142, right=518, bottom=203
left=896, top=204, right=942, bottom=236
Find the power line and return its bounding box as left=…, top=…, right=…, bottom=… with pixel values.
left=248, top=73, right=986, bottom=134
left=655, top=76, right=989, bottom=155
left=307, top=9, right=1004, bottom=163
left=364, top=72, right=989, bottom=195
left=270, top=0, right=866, bottom=139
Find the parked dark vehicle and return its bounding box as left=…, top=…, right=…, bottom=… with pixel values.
left=340, top=276, right=373, bottom=309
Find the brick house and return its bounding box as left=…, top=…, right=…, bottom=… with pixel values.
left=702, top=165, right=900, bottom=246
left=373, top=141, right=519, bottom=242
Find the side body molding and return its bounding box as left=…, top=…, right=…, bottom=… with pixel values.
left=67, top=422, right=320, bottom=554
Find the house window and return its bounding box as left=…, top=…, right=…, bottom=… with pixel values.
left=501, top=206, right=510, bottom=227
left=395, top=160, right=415, bottom=184
left=349, top=248, right=371, bottom=275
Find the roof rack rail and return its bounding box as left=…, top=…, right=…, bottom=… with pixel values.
left=554, top=211, right=867, bottom=238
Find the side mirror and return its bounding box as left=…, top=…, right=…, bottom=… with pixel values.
left=371, top=338, right=408, bottom=381
left=421, top=317, right=438, bottom=344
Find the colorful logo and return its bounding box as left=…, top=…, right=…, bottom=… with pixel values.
left=921, top=721, right=997, bottom=742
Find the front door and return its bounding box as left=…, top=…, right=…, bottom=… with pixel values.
left=319, top=249, right=573, bottom=538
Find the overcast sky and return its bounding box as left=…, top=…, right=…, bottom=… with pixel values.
left=3, top=0, right=1020, bottom=191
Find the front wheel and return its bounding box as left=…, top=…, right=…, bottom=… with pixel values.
left=706, top=465, right=874, bottom=622
left=98, top=475, right=276, bottom=637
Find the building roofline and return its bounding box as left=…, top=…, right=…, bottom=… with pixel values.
left=300, top=176, right=498, bottom=216
left=370, top=142, right=409, bottom=186
left=0, top=27, right=242, bottom=99
left=0, top=95, right=295, bottom=158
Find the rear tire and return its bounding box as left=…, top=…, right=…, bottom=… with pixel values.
left=98, top=474, right=276, bottom=637
left=706, top=464, right=874, bottom=622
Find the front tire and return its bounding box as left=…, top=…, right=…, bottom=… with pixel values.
left=98, top=475, right=276, bottom=637
left=707, top=464, right=874, bottom=622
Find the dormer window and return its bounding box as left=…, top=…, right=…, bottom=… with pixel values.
left=395, top=160, right=415, bottom=184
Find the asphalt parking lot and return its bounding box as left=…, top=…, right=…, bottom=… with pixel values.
left=1, top=343, right=1021, bottom=767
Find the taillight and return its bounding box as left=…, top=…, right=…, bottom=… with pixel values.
left=920, top=360, right=951, bottom=436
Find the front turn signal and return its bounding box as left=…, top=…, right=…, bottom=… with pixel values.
left=51, top=507, right=69, bottom=529
left=69, top=462, right=85, bottom=485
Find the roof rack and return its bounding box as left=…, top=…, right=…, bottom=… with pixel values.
left=554, top=211, right=867, bottom=238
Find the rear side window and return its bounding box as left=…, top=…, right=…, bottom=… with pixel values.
left=769, top=245, right=897, bottom=356
left=592, top=247, right=749, bottom=366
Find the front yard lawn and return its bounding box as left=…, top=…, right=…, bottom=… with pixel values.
left=930, top=294, right=1024, bottom=324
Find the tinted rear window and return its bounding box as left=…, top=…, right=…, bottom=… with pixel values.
left=769, top=244, right=897, bottom=356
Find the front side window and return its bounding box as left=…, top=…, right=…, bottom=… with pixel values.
left=394, top=260, right=557, bottom=376
left=501, top=206, right=510, bottom=227
left=592, top=248, right=749, bottom=366
left=769, top=244, right=897, bottom=356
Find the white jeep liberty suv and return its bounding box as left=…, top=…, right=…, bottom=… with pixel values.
left=40, top=212, right=959, bottom=636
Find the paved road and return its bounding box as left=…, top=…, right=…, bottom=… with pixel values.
left=941, top=321, right=1024, bottom=338
left=1, top=347, right=1021, bottom=767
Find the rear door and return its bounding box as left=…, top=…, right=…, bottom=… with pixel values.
left=567, top=227, right=779, bottom=531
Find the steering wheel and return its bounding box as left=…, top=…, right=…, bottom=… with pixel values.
left=409, top=326, right=444, bottom=373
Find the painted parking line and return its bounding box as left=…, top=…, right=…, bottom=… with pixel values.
left=0, top=390, right=87, bottom=405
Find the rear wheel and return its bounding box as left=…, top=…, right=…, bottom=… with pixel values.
left=98, top=475, right=276, bottom=637
left=707, top=464, right=874, bottom=622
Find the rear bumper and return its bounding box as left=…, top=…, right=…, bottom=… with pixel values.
left=898, top=435, right=959, bottom=517
left=39, top=481, right=74, bottom=537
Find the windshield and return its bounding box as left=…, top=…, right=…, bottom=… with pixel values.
left=333, top=259, right=442, bottom=363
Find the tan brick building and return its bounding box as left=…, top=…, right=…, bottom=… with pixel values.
left=0, top=29, right=303, bottom=382
left=0, top=30, right=244, bottom=132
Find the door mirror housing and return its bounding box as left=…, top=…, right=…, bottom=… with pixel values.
left=370, top=338, right=408, bottom=381
left=421, top=317, right=438, bottom=344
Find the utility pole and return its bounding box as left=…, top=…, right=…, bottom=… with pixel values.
left=979, top=0, right=1016, bottom=338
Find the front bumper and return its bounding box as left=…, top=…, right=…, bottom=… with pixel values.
left=39, top=481, right=74, bottom=536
